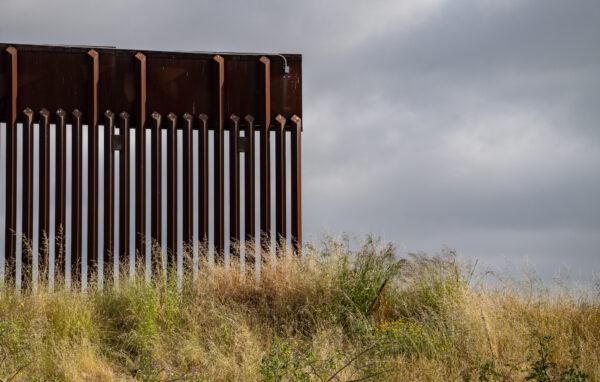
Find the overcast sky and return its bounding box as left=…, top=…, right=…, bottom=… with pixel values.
left=1, top=0, right=599, bottom=281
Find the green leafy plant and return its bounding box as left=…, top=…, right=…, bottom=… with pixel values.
left=525, top=335, right=589, bottom=382
left=259, top=340, right=312, bottom=382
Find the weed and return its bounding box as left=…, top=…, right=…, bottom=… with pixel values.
left=525, top=335, right=589, bottom=382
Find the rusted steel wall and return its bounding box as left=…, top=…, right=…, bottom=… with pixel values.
left=0, top=44, right=302, bottom=290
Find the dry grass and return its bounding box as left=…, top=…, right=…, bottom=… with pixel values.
left=0, top=237, right=598, bottom=381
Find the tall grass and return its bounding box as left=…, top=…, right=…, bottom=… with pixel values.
left=0, top=237, right=598, bottom=381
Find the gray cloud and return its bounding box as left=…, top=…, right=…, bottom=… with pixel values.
left=1, top=0, right=599, bottom=280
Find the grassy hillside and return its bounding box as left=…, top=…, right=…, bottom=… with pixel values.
left=0, top=238, right=598, bottom=381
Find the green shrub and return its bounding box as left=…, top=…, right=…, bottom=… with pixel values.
left=334, top=237, right=403, bottom=327
left=525, top=335, right=589, bottom=382
left=259, top=340, right=312, bottom=382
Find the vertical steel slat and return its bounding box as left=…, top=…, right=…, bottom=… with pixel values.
left=244, top=115, right=256, bottom=250
left=213, top=55, right=225, bottom=260
left=15, top=116, right=22, bottom=291
left=259, top=56, right=271, bottom=255
left=104, top=111, right=115, bottom=283
left=48, top=113, right=56, bottom=290
left=144, top=128, right=152, bottom=280
left=0, top=122, right=6, bottom=283
left=4, top=46, right=17, bottom=279
left=88, top=49, right=99, bottom=280
left=96, top=122, right=104, bottom=288
left=22, top=108, right=34, bottom=279
left=113, top=144, right=119, bottom=286
left=135, top=52, right=147, bottom=260
left=48, top=109, right=57, bottom=290
left=81, top=116, right=89, bottom=288
left=166, top=113, right=177, bottom=269
left=275, top=115, right=287, bottom=249
left=55, top=109, right=67, bottom=278
left=198, top=114, right=209, bottom=252
left=160, top=128, right=167, bottom=264
left=129, top=125, right=136, bottom=276
left=31, top=118, right=39, bottom=289
left=71, top=110, right=83, bottom=283
left=176, top=128, right=183, bottom=286
left=150, top=111, right=162, bottom=273
left=290, top=115, right=302, bottom=254
left=182, top=113, right=194, bottom=263
left=65, top=113, right=73, bottom=289
left=229, top=114, right=240, bottom=257
left=38, top=109, right=50, bottom=279
left=119, top=112, right=130, bottom=271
